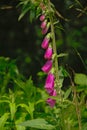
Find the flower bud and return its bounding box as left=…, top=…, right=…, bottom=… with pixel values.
left=42, top=27, right=48, bottom=35
left=41, top=20, right=47, bottom=29
left=42, top=22, right=50, bottom=35
left=46, top=89, right=57, bottom=107
left=39, top=14, right=45, bottom=21
left=46, top=98, right=56, bottom=108
left=41, top=60, right=52, bottom=73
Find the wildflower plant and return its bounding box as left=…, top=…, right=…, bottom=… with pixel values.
left=19, top=0, right=62, bottom=108
left=39, top=0, right=62, bottom=108
left=0, top=0, right=87, bottom=130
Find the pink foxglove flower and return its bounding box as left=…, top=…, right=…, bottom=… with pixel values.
left=41, top=60, right=52, bottom=73
left=44, top=47, right=52, bottom=59
left=42, top=22, right=50, bottom=35
left=45, top=73, right=54, bottom=93
left=42, top=27, right=48, bottom=35
left=41, top=37, right=49, bottom=49
left=46, top=98, right=56, bottom=108
left=47, top=89, right=57, bottom=108
left=39, top=14, right=45, bottom=21
left=41, top=20, right=47, bottom=29
left=50, top=89, right=57, bottom=96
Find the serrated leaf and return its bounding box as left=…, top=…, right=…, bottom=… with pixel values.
left=19, top=118, right=55, bottom=129
left=74, top=73, right=87, bottom=86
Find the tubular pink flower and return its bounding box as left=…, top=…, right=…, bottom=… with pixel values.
left=45, top=73, right=55, bottom=93
left=46, top=89, right=57, bottom=108
left=42, top=22, right=50, bottom=35
left=41, top=20, right=47, bottom=29
left=41, top=37, right=49, bottom=49
left=44, top=47, right=52, bottom=59
left=41, top=60, right=52, bottom=73
left=46, top=98, right=56, bottom=108
left=39, top=14, right=45, bottom=21
left=50, top=89, right=57, bottom=96
left=42, top=27, right=48, bottom=35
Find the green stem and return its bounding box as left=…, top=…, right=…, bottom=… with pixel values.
left=47, top=1, right=63, bottom=129
left=48, top=0, right=61, bottom=96
left=69, top=72, right=82, bottom=130
left=73, top=86, right=82, bottom=130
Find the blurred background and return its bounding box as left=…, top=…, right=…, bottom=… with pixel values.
left=0, top=0, right=87, bottom=83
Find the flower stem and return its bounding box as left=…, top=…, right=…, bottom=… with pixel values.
left=73, top=86, right=82, bottom=130
left=70, top=74, right=82, bottom=130
left=48, top=0, right=61, bottom=96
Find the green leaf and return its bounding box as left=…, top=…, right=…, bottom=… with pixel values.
left=17, top=102, right=34, bottom=119
left=0, top=100, right=10, bottom=104
left=29, top=10, right=35, bottom=23
left=64, top=87, right=72, bottom=99
left=19, top=118, right=55, bottom=129
left=74, top=73, right=87, bottom=86
left=28, top=102, right=34, bottom=119
left=18, top=3, right=31, bottom=21
left=75, top=0, right=83, bottom=8
left=82, top=123, right=87, bottom=130
left=15, top=113, right=26, bottom=130
left=9, top=102, right=17, bottom=121
left=57, top=53, right=68, bottom=58
left=17, top=104, right=29, bottom=112
left=14, top=79, right=25, bottom=91
left=0, top=113, right=9, bottom=129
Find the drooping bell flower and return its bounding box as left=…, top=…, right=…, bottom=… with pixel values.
left=42, top=22, right=50, bottom=35
left=41, top=60, right=52, bottom=73
left=46, top=89, right=57, bottom=108
left=45, top=73, right=55, bottom=93
left=39, top=14, right=45, bottom=21
left=50, top=89, right=57, bottom=96
left=46, top=98, right=56, bottom=108
left=41, top=37, right=49, bottom=49
left=41, top=20, right=47, bottom=29
left=42, top=27, right=48, bottom=35
left=44, top=47, right=52, bottom=59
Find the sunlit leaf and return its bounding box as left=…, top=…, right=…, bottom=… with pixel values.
left=74, top=73, right=87, bottom=86
left=9, top=103, right=17, bottom=121
left=19, top=118, right=55, bottom=129
left=64, top=87, right=72, bottom=99
left=15, top=113, right=26, bottom=130
left=0, top=113, right=9, bottom=129
left=57, top=53, right=68, bottom=58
